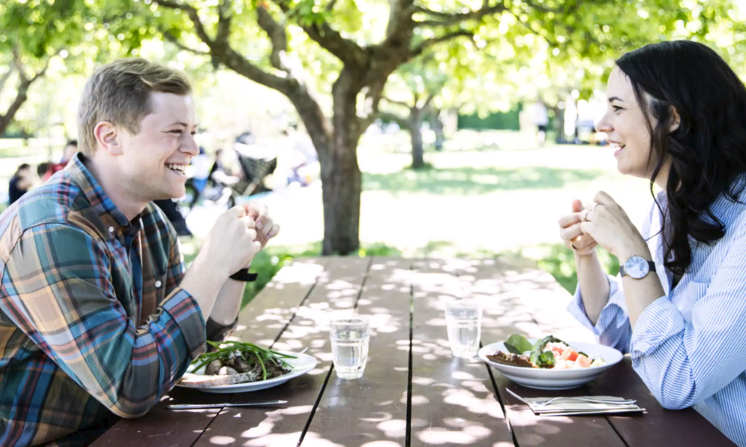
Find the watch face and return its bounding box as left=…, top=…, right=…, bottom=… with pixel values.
left=625, top=256, right=650, bottom=279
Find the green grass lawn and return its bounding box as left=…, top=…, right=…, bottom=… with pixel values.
left=2, top=131, right=642, bottom=306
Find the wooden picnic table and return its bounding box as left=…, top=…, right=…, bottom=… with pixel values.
left=92, top=256, right=734, bottom=447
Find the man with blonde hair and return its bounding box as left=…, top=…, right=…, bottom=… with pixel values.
left=0, top=58, right=280, bottom=446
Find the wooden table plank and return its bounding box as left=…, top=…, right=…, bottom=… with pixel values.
left=460, top=258, right=626, bottom=447
left=410, top=259, right=514, bottom=447
left=91, top=258, right=328, bottom=447
left=304, top=257, right=413, bottom=446
left=191, top=256, right=371, bottom=447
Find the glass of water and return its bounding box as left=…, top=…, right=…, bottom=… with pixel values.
left=445, top=300, right=482, bottom=358
left=329, top=316, right=370, bottom=379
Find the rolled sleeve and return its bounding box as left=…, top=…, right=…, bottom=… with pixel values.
left=630, top=296, right=685, bottom=357
left=567, top=273, right=632, bottom=353
left=160, top=289, right=207, bottom=360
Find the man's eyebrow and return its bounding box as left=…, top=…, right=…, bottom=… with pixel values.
left=608, top=96, right=624, bottom=103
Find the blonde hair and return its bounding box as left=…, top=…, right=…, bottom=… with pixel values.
left=77, top=58, right=192, bottom=156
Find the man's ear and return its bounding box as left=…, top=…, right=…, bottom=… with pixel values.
left=93, top=121, right=122, bottom=155
left=669, top=106, right=681, bottom=134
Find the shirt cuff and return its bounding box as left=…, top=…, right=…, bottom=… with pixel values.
left=630, top=295, right=685, bottom=358
left=160, top=288, right=207, bottom=360
left=566, top=273, right=627, bottom=335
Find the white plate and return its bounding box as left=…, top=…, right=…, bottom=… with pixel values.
left=177, top=351, right=318, bottom=394
left=478, top=340, right=623, bottom=390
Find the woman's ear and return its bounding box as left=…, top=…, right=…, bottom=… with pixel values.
left=669, top=106, right=681, bottom=133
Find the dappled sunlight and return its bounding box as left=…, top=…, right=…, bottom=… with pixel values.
left=415, top=425, right=493, bottom=445
left=360, top=441, right=401, bottom=447
left=270, top=261, right=327, bottom=286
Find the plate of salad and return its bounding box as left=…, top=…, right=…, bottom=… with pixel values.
left=478, top=334, right=623, bottom=390
left=177, top=341, right=318, bottom=394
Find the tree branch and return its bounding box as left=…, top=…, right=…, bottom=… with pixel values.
left=270, top=0, right=368, bottom=67
left=419, top=93, right=435, bottom=110
left=0, top=49, right=53, bottom=136
left=381, top=96, right=413, bottom=108
left=152, top=0, right=214, bottom=45
left=0, top=64, right=14, bottom=100
left=154, top=0, right=294, bottom=93
left=162, top=31, right=210, bottom=55
left=411, top=30, right=473, bottom=57
left=256, top=6, right=289, bottom=71
left=412, top=2, right=507, bottom=27
left=326, top=0, right=339, bottom=12
left=376, top=110, right=408, bottom=128
left=216, top=0, right=232, bottom=46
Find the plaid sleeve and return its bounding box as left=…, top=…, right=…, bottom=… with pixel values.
left=0, top=224, right=206, bottom=418
left=164, top=222, right=187, bottom=297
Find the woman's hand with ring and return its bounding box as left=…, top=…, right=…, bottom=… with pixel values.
left=558, top=199, right=598, bottom=256
left=578, top=191, right=649, bottom=259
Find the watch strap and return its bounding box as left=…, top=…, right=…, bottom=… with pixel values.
left=229, top=269, right=258, bottom=282
left=619, top=260, right=656, bottom=278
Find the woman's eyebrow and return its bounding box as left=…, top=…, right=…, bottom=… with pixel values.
left=608, top=96, right=624, bottom=103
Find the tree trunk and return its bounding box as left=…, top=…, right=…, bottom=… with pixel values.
left=315, top=67, right=365, bottom=255
left=428, top=105, right=445, bottom=151
left=409, top=107, right=425, bottom=169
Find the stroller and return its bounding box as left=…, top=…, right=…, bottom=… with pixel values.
left=229, top=142, right=278, bottom=198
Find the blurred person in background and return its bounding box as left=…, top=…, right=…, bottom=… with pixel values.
left=188, top=146, right=212, bottom=209
left=8, top=163, right=33, bottom=205
left=44, top=140, right=78, bottom=180
left=529, top=100, right=549, bottom=147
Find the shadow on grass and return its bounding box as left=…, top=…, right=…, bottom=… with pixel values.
left=363, top=166, right=606, bottom=195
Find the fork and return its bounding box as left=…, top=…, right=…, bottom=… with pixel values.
left=506, top=388, right=636, bottom=407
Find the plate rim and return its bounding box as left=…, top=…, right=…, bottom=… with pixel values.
left=177, top=350, right=318, bottom=391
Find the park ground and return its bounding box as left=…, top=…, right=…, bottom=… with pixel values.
left=0, top=130, right=653, bottom=304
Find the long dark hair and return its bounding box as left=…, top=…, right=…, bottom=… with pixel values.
left=616, top=41, right=746, bottom=275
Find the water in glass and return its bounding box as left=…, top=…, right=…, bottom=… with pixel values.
left=445, top=300, right=482, bottom=358
left=330, top=317, right=370, bottom=379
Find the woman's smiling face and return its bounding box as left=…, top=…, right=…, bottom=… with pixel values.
left=596, top=66, right=658, bottom=179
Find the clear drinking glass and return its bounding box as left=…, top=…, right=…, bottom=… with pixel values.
left=445, top=300, right=482, bottom=358
left=329, top=316, right=370, bottom=379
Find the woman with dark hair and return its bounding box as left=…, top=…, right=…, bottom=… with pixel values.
left=558, top=40, right=746, bottom=446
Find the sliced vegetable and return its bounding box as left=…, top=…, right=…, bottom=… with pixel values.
left=574, top=354, right=592, bottom=368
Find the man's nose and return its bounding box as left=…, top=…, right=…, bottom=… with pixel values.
left=182, top=134, right=199, bottom=156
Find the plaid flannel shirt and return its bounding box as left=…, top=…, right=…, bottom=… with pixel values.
left=0, top=154, right=210, bottom=446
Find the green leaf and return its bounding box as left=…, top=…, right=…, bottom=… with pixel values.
left=504, top=342, right=521, bottom=355
left=506, top=334, right=533, bottom=354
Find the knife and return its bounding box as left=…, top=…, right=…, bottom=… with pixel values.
left=537, top=407, right=646, bottom=417
left=166, top=400, right=287, bottom=410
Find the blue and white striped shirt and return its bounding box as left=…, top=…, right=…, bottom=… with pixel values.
left=568, top=183, right=746, bottom=447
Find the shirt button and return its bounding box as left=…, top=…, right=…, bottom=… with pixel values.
left=109, top=226, right=114, bottom=233
left=155, top=281, right=162, bottom=288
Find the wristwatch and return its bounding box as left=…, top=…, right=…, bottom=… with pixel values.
left=230, top=269, right=258, bottom=282
left=619, top=255, right=656, bottom=279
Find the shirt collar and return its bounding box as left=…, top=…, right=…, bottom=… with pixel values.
left=64, top=153, right=135, bottom=236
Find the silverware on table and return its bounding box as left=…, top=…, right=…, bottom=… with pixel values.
left=166, top=400, right=287, bottom=410
left=506, top=388, right=636, bottom=407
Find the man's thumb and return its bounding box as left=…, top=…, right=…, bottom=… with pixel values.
left=572, top=199, right=583, bottom=213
